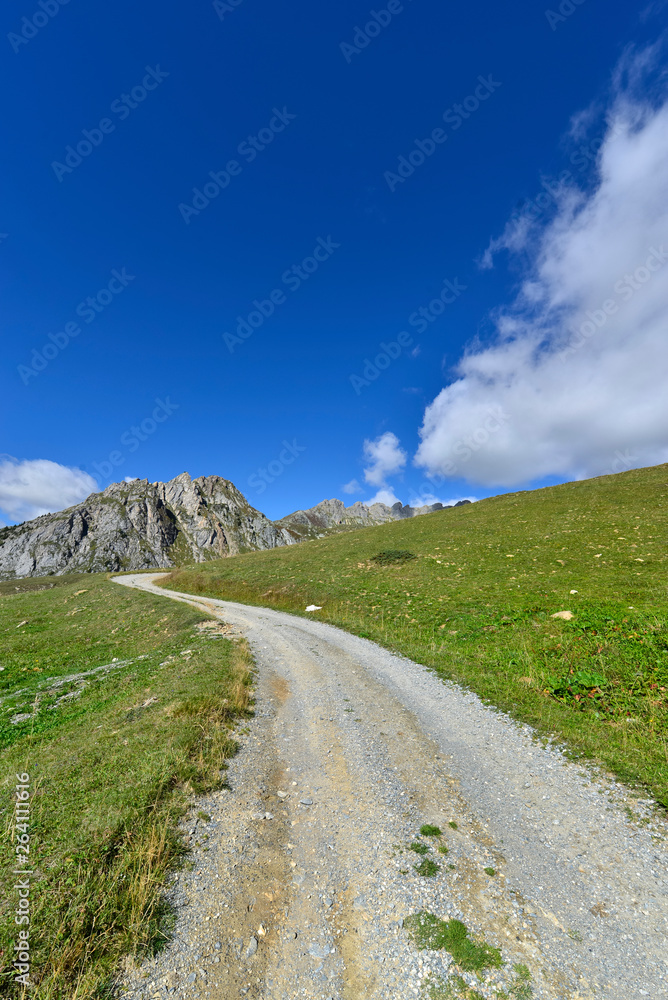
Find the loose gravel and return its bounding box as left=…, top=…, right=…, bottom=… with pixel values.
left=113, top=575, right=668, bottom=1000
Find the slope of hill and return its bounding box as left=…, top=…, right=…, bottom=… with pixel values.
left=0, top=470, right=474, bottom=579
left=0, top=571, right=253, bottom=996
left=278, top=496, right=470, bottom=539
left=163, top=464, right=668, bottom=804
left=0, top=472, right=296, bottom=579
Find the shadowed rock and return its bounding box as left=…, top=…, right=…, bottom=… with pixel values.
left=0, top=472, right=296, bottom=579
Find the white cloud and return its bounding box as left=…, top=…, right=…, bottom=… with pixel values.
left=365, top=488, right=401, bottom=506
left=442, top=496, right=478, bottom=507
left=416, top=49, right=668, bottom=486
left=409, top=491, right=442, bottom=507
left=342, top=478, right=362, bottom=494
left=409, top=492, right=479, bottom=508
left=363, top=432, right=407, bottom=487
left=0, top=458, right=98, bottom=523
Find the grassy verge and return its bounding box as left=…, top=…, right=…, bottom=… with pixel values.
left=163, top=464, right=668, bottom=805
left=0, top=574, right=252, bottom=998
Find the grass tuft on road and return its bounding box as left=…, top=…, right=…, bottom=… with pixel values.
left=0, top=574, right=252, bottom=998
left=406, top=911, right=502, bottom=971
left=163, top=464, right=668, bottom=805
left=413, top=858, right=440, bottom=877
left=425, top=976, right=485, bottom=1000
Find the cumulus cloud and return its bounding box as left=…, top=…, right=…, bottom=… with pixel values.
left=416, top=47, right=668, bottom=486
left=409, top=491, right=478, bottom=508
left=440, top=496, right=478, bottom=507
left=0, top=457, right=98, bottom=523
left=342, top=478, right=362, bottom=494
left=363, top=432, right=407, bottom=487
left=365, top=488, right=402, bottom=507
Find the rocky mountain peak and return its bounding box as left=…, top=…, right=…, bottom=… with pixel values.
left=0, top=473, right=296, bottom=580
left=277, top=496, right=463, bottom=539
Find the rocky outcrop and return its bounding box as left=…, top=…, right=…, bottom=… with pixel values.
left=0, top=473, right=296, bottom=580
left=277, top=497, right=469, bottom=540
left=278, top=499, right=398, bottom=538
left=0, top=472, right=474, bottom=580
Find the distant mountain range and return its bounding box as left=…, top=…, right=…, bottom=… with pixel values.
left=277, top=497, right=470, bottom=540
left=0, top=472, right=470, bottom=579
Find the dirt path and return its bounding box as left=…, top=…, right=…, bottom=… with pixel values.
left=112, top=574, right=668, bottom=1000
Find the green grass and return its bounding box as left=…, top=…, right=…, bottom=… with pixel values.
left=424, top=975, right=485, bottom=1000
left=370, top=549, right=417, bottom=566
left=495, top=964, right=533, bottom=999
left=0, top=574, right=253, bottom=998
left=484, top=867, right=497, bottom=876
left=162, top=464, right=668, bottom=805
left=409, top=841, right=431, bottom=855
left=406, top=911, right=502, bottom=971
left=420, top=824, right=442, bottom=837
left=413, top=858, right=440, bottom=877
left=0, top=573, right=92, bottom=599
left=425, top=965, right=533, bottom=1000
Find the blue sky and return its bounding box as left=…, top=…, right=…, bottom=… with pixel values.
left=2, top=0, right=667, bottom=524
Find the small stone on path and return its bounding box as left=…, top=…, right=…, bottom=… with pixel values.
left=245, top=936, right=258, bottom=958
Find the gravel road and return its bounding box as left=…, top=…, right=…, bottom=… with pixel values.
left=112, top=574, right=668, bottom=1000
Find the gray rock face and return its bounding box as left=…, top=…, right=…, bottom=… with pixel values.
left=0, top=472, right=296, bottom=580
left=277, top=497, right=451, bottom=539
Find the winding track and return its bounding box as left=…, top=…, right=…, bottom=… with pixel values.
left=113, top=573, right=668, bottom=1000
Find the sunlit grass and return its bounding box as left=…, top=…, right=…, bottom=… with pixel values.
left=0, top=575, right=253, bottom=997
left=164, top=464, right=668, bottom=805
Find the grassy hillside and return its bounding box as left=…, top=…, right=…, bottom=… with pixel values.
left=164, top=464, right=668, bottom=806
left=0, top=574, right=252, bottom=999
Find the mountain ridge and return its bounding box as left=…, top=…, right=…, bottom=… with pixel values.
left=278, top=496, right=471, bottom=539
left=0, top=473, right=471, bottom=579
left=0, top=472, right=295, bottom=580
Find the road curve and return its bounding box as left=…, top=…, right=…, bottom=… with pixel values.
left=113, top=573, right=668, bottom=1000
